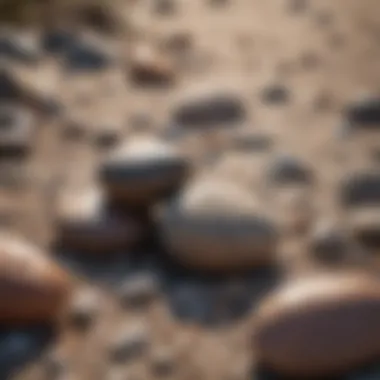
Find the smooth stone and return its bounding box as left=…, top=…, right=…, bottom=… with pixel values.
left=340, top=171, right=380, bottom=207
left=129, top=45, right=175, bottom=88
left=347, top=208, right=380, bottom=246
left=108, top=323, right=150, bottom=363
left=287, top=0, right=309, bottom=13
left=0, top=103, right=35, bottom=157
left=229, top=130, right=273, bottom=153
left=267, top=154, right=313, bottom=186
left=260, top=84, right=290, bottom=105
left=172, top=86, right=247, bottom=128
left=55, top=186, right=142, bottom=254
left=0, top=233, right=71, bottom=324
left=99, top=137, right=189, bottom=207
left=345, top=95, right=380, bottom=128
left=309, top=221, right=349, bottom=264
left=158, top=178, right=278, bottom=272
left=64, top=36, right=114, bottom=72
left=253, top=272, right=380, bottom=378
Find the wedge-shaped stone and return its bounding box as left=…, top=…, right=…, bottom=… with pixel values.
left=254, top=272, right=380, bottom=378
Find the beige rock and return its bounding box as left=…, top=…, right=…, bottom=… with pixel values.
left=253, top=272, right=380, bottom=378
left=158, top=178, right=277, bottom=272
left=0, top=233, right=71, bottom=324
left=99, top=137, right=189, bottom=208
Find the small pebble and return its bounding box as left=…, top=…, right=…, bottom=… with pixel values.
left=153, top=0, right=177, bottom=16
left=309, top=221, right=349, bottom=264
left=150, top=347, right=176, bottom=377
left=260, top=83, right=290, bottom=105
left=267, top=154, right=313, bottom=186
left=118, top=272, right=159, bottom=309
left=42, top=29, right=76, bottom=54
left=0, top=103, right=35, bottom=157
left=129, top=45, right=175, bottom=87
left=67, top=288, right=100, bottom=330
left=172, top=86, right=247, bottom=128
left=345, top=95, right=380, bottom=128
left=108, top=323, right=149, bottom=363
left=340, top=171, right=380, bottom=207
left=287, top=0, right=309, bottom=14
left=64, top=35, right=114, bottom=72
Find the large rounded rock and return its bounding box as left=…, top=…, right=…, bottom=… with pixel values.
left=158, top=178, right=277, bottom=272
left=0, top=233, right=71, bottom=324
left=55, top=186, right=142, bottom=254
left=99, top=138, right=189, bottom=208
left=253, top=272, right=380, bottom=378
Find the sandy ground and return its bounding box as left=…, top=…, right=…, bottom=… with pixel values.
left=2, top=0, right=380, bottom=379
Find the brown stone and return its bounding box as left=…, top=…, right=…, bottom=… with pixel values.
left=0, top=233, right=71, bottom=324
left=253, top=272, right=380, bottom=377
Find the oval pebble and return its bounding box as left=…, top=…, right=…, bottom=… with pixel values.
left=0, top=103, right=35, bottom=157
left=0, top=233, right=71, bottom=324
left=340, top=171, right=380, bottom=208
left=345, top=95, right=380, bottom=128
left=254, top=272, right=380, bottom=378
left=172, top=86, right=247, bottom=128
left=158, top=178, right=278, bottom=272
left=55, top=186, right=142, bottom=254
left=99, top=137, right=189, bottom=208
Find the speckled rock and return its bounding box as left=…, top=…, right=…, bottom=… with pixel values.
left=0, top=103, right=35, bottom=157
left=253, top=272, right=380, bottom=378
left=172, top=86, right=247, bottom=128
left=55, top=186, right=142, bottom=254
left=0, top=233, right=71, bottom=324
left=99, top=137, right=189, bottom=208
left=158, top=178, right=277, bottom=272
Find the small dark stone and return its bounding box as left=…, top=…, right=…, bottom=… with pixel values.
left=108, top=323, right=149, bottom=363
left=173, top=90, right=246, bottom=128
left=94, top=128, right=120, bottom=149
left=345, top=95, right=380, bottom=127
left=267, top=155, right=313, bottom=186
left=260, top=84, right=290, bottom=105
left=153, top=0, right=177, bottom=16
left=0, top=103, right=35, bottom=157
left=150, top=348, right=176, bottom=377
left=341, top=171, right=380, bottom=207
left=310, top=222, right=348, bottom=264
left=300, top=51, right=321, bottom=70
left=314, top=10, right=335, bottom=28
left=209, top=0, right=229, bottom=8
left=42, top=29, right=76, bottom=54
left=64, top=37, right=114, bottom=72
left=287, top=0, right=309, bottom=14
left=231, top=131, right=273, bottom=152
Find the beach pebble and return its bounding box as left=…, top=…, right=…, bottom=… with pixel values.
left=172, top=86, right=247, bottom=128
left=0, top=103, right=35, bottom=157
left=99, top=137, right=189, bottom=208
left=253, top=272, right=380, bottom=378
left=0, top=232, right=71, bottom=324
left=158, top=178, right=277, bottom=272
